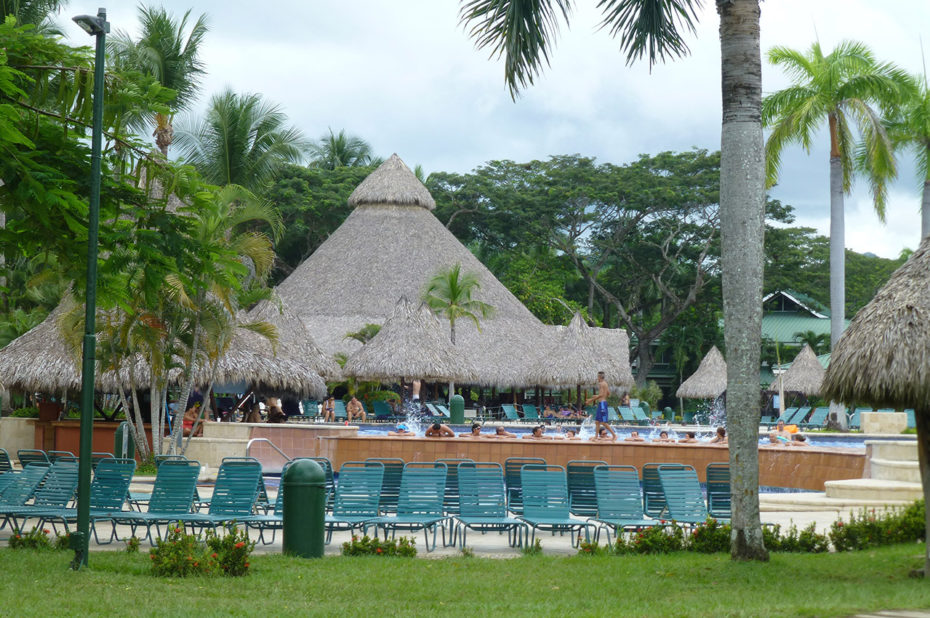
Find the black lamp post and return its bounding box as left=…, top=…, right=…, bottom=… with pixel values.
left=70, top=7, right=108, bottom=570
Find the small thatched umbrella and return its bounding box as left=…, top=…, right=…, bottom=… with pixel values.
left=343, top=298, right=479, bottom=383
left=676, top=346, right=727, bottom=399
left=770, top=344, right=825, bottom=396
left=207, top=322, right=328, bottom=399
left=822, top=237, right=930, bottom=576
left=246, top=298, right=342, bottom=380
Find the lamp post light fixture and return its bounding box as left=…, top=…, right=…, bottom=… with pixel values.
left=70, top=7, right=109, bottom=570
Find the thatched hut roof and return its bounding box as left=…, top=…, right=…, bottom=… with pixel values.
left=276, top=154, right=547, bottom=387
left=343, top=298, right=479, bottom=383
left=770, top=344, right=825, bottom=396
left=207, top=320, right=327, bottom=399
left=590, top=326, right=635, bottom=391
left=822, top=237, right=930, bottom=408
left=0, top=297, right=83, bottom=392
left=528, top=313, right=634, bottom=389
left=676, top=346, right=727, bottom=399
left=348, top=153, right=436, bottom=210
left=246, top=298, right=342, bottom=380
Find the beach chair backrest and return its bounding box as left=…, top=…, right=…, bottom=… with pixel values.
left=309, top=457, right=335, bottom=494
left=91, top=452, right=115, bottom=471
left=632, top=407, right=649, bottom=423
left=47, top=450, right=76, bottom=464
left=705, top=462, right=731, bottom=518
left=504, top=457, right=546, bottom=514
left=457, top=462, right=507, bottom=519
left=657, top=464, right=707, bottom=523
left=642, top=463, right=686, bottom=517
left=0, top=464, right=50, bottom=506
left=148, top=459, right=201, bottom=514
left=29, top=458, right=79, bottom=508
left=334, top=461, right=384, bottom=517
left=521, top=465, right=571, bottom=520
left=789, top=406, right=811, bottom=425
left=776, top=407, right=797, bottom=424
left=365, top=457, right=404, bottom=513
left=521, top=405, right=539, bottom=420
left=0, top=448, right=11, bottom=473
left=501, top=404, right=520, bottom=421
left=424, top=403, right=441, bottom=417
left=617, top=407, right=635, bottom=423
left=594, top=465, right=645, bottom=520
left=397, top=462, right=447, bottom=517
left=567, top=460, right=607, bottom=517
left=209, top=458, right=262, bottom=516
left=436, top=404, right=451, bottom=417
left=334, top=400, right=347, bottom=419
left=17, top=449, right=49, bottom=467
left=372, top=401, right=393, bottom=419
left=436, top=458, right=473, bottom=515
left=607, top=407, right=620, bottom=423
left=90, top=458, right=136, bottom=511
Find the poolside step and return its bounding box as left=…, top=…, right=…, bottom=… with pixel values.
left=865, top=440, right=917, bottom=463
left=869, top=457, right=920, bottom=483
left=824, top=478, right=922, bottom=502
left=759, top=492, right=913, bottom=512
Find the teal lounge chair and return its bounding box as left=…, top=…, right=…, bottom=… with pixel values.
left=501, top=404, right=521, bottom=422
left=591, top=465, right=656, bottom=543
left=114, top=459, right=201, bottom=543
left=848, top=408, right=867, bottom=430
left=453, top=462, right=525, bottom=548
left=370, top=462, right=449, bottom=552
left=436, top=458, right=474, bottom=517
left=775, top=407, right=798, bottom=424
left=3, top=459, right=78, bottom=531
left=642, top=463, right=686, bottom=518
left=424, top=403, right=443, bottom=417
left=521, top=405, right=540, bottom=422
left=0, top=464, right=50, bottom=529
left=47, top=450, right=76, bottom=464
left=617, top=407, right=636, bottom=424
left=705, top=462, right=731, bottom=519
left=0, top=448, right=11, bottom=473
left=503, top=457, right=546, bottom=515
left=787, top=406, right=811, bottom=425
left=170, top=458, right=262, bottom=533
left=17, top=449, right=49, bottom=468
left=760, top=415, right=774, bottom=427
left=657, top=464, right=712, bottom=526
left=310, top=457, right=336, bottom=509
left=607, top=407, right=621, bottom=423
left=519, top=465, right=592, bottom=547
left=365, top=458, right=405, bottom=514
left=373, top=400, right=396, bottom=422
left=334, top=400, right=348, bottom=421
left=632, top=407, right=650, bottom=425
left=567, top=460, right=607, bottom=518
left=436, top=404, right=451, bottom=418
left=802, top=407, right=829, bottom=429
left=325, top=461, right=384, bottom=543
left=906, top=409, right=916, bottom=430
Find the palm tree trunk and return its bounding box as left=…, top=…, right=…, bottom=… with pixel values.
left=717, top=0, right=768, bottom=562
left=922, top=179, right=930, bottom=241
left=829, top=154, right=845, bottom=348
left=915, top=405, right=930, bottom=577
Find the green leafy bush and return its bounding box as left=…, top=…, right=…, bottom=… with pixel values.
left=521, top=538, right=543, bottom=556
left=617, top=524, right=685, bottom=554
left=150, top=524, right=213, bottom=577
left=688, top=518, right=731, bottom=553
left=341, top=534, right=416, bottom=557
left=9, top=527, right=52, bottom=549
left=53, top=532, right=71, bottom=551
left=10, top=407, right=38, bottom=418
left=577, top=540, right=610, bottom=556
left=765, top=523, right=828, bottom=553
left=125, top=536, right=140, bottom=553
left=830, top=502, right=925, bottom=552
left=205, top=526, right=255, bottom=575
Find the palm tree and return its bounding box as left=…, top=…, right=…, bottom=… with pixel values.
left=1, top=0, right=66, bottom=32
left=459, top=0, right=769, bottom=560
left=422, top=263, right=493, bottom=345
left=793, top=330, right=829, bottom=355
left=308, top=129, right=375, bottom=169
left=108, top=5, right=208, bottom=157
left=887, top=74, right=930, bottom=240
left=175, top=88, right=307, bottom=192
left=762, top=41, right=911, bottom=350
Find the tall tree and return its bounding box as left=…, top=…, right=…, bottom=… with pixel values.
left=307, top=129, right=375, bottom=169
left=0, top=0, right=65, bottom=32
left=762, top=41, right=911, bottom=351
left=109, top=5, right=209, bottom=156
left=175, top=88, right=306, bottom=192
left=459, top=0, right=770, bottom=560
left=887, top=73, right=930, bottom=240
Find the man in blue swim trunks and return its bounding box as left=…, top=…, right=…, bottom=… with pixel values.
left=585, top=371, right=616, bottom=440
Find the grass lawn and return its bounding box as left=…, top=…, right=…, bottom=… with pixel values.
left=2, top=544, right=930, bottom=616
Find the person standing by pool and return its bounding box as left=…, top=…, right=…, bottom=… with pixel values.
left=585, top=371, right=616, bottom=440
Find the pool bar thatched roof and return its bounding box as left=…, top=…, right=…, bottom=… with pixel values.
left=771, top=344, right=825, bottom=396
left=676, top=346, right=727, bottom=399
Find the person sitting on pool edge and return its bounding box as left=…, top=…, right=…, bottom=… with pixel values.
left=459, top=422, right=484, bottom=438
left=389, top=423, right=415, bottom=437
left=492, top=426, right=517, bottom=439
left=624, top=430, right=645, bottom=442
left=523, top=425, right=551, bottom=440
left=709, top=426, right=727, bottom=444
left=425, top=422, right=454, bottom=438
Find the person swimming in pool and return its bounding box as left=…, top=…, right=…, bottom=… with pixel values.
left=388, top=423, right=415, bottom=437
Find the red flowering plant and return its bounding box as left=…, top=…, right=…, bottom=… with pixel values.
left=149, top=524, right=215, bottom=577
left=205, top=525, right=256, bottom=576
left=8, top=526, right=53, bottom=550
left=341, top=534, right=417, bottom=557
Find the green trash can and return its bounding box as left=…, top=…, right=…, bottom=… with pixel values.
left=282, top=459, right=326, bottom=558
left=114, top=421, right=135, bottom=460
left=449, top=394, right=465, bottom=424
left=663, top=407, right=674, bottom=422
left=640, top=402, right=651, bottom=417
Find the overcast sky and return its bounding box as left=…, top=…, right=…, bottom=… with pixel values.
left=63, top=1, right=930, bottom=259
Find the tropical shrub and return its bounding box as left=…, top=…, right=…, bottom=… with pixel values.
left=8, top=527, right=53, bottom=549
left=341, top=534, right=416, bottom=557
left=205, top=526, right=256, bottom=576
left=689, top=518, right=731, bottom=553
left=150, top=524, right=213, bottom=577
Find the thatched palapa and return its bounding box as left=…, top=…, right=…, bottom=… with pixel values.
left=246, top=298, right=342, bottom=380
left=770, top=344, right=825, bottom=396
left=343, top=297, right=479, bottom=383
left=676, top=346, right=727, bottom=399
left=276, top=154, right=557, bottom=387
left=529, top=313, right=634, bottom=389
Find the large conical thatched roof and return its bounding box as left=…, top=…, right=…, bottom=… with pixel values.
left=590, top=326, right=635, bottom=391
left=822, top=237, right=930, bottom=408
left=276, top=154, right=551, bottom=387
left=676, top=346, right=727, bottom=399
left=245, top=297, right=342, bottom=380
left=770, top=344, right=825, bottom=396
left=528, top=313, right=634, bottom=389
left=343, top=297, right=479, bottom=383
left=348, top=153, right=435, bottom=210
